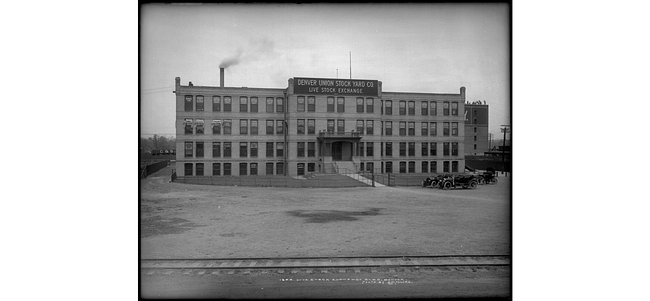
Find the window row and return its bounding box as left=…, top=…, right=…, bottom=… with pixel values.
left=183, top=119, right=285, bottom=135
left=373, top=142, right=459, bottom=157
left=384, top=161, right=459, bottom=173
left=382, top=100, right=459, bottom=116
left=185, top=95, right=284, bottom=113
left=383, top=121, right=458, bottom=136
left=184, top=142, right=287, bottom=158
left=184, top=162, right=285, bottom=176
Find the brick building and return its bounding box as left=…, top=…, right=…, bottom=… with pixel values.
left=464, top=102, right=489, bottom=155
left=175, top=69, right=466, bottom=177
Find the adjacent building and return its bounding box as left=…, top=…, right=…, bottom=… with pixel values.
left=175, top=69, right=466, bottom=177
left=464, top=102, right=489, bottom=155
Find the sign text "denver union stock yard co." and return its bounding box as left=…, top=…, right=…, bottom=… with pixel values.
left=294, top=77, right=379, bottom=97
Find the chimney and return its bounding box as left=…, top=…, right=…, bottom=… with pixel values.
left=220, top=68, right=224, bottom=87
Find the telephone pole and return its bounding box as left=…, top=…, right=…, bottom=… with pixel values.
left=500, top=125, right=510, bottom=173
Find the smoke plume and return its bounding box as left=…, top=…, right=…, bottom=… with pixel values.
left=219, top=38, right=276, bottom=69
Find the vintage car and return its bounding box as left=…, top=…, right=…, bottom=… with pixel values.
left=478, top=167, right=498, bottom=185
left=422, top=174, right=448, bottom=189
left=439, top=174, right=479, bottom=190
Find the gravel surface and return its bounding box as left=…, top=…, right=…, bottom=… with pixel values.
left=141, top=167, right=511, bottom=259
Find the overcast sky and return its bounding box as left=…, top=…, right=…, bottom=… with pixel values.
left=141, top=3, right=510, bottom=137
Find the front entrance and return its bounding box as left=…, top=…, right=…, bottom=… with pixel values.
left=332, top=141, right=352, bottom=161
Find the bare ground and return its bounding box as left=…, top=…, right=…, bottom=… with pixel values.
left=140, top=167, right=511, bottom=259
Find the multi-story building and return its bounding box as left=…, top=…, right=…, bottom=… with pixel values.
left=464, top=102, right=489, bottom=155
left=175, top=69, right=466, bottom=177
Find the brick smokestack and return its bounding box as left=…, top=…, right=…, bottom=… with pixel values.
left=220, top=68, right=224, bottom=87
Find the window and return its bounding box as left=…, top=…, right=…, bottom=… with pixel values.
left=223, top=119, right=232, bottom=135
left=212, top=96, right=221, bottom=112
left=443, top=122, right=450, bottom=136
left=430, top=101, right=437, bottom=116
left=212, top=120, right=221, bottom=135
left=266, top=97, right=274, bottom=112
left=250, top=142, right=258, bottom=157
left=421, top=101, right=428, bottom=115
left=308, top=142, right=315, bottom=157
left=297, top=96, right=305, bottom=112
left=421, top=143, right=428, bottom=157
left=366, top=162, right=374, bottom=172
left=408, top=142, right=415, bottom=156
left=337, top=119, right=345, bottom=133
left=308, top=163, right=315, bottom=172
left=240, top=163, right=247, bottom=176
left=452, top=161, right=458, bottom=172
left=250, top=163, right=258, bottom=175
left=240, top=96, right=248, bottom=112
left=359, top=142, right=364, bottom=157
left=421, top=122, right=428, bottom=136
left=297, top=163, right=305, bottom=176
left=250, top=97, right=258, bottom=112
left=399, top=142, right=406, bottom=157
left=366, top=98, right=374, bottom=113
left=240, top=142, right=248, bottom=157
left=443, top=142, right=450, bottom=156
left=184, top=119, right=193, bottom=134
left=276, top=142, right=284, bottom=157
left=430, top=122, right=437, bottom=136
left=399, top=161, right=407, bottom=173
left=196, top=119, right=204, bottom=134
left=307, top=96, right=315, bottom=112
left=430, top=161, right=437, bottom=173
left=250, top=119, right=258, bottom=135
left=196, top=142, right=204, bottom=157
left=366, top=120, right=373, bottom=135
left=266, top=162, right=274, bottom=175
left=451, top=102, right=458, bottom=116
left=184, top=163, right=193, bottom=176
left=430, top=142, right=437, bottom=156
left=196, top=163, right=204, bottom=176
left=213, top=163, right=221, bottom=176
left=408, top=161, right=415, bottom=173
left=240, top=119, right=248, bottom=135
left=184, top=141, right=193, bottom=157
left=408, top=101, right=415, bottom=115
left=452, top=142, right=458, bottom=156
left=276, top=97, right=284, bottom=112
left=474, top=127, right=477, bottom=133
left=196, top=96, right=204, bottom=111
left=408, top=122, right=415, bottom=136
left=212, top=142, right=221, bottom=158
left=366, top=142, right=374, bottom=157
left=184, top=95, right=193, bottom=111
left=223, top=163, right=232, bottom=176
left=356, top=97, right=364, bottom=113
left=399, top=122, right=406, bottom=136
left=307, top=119, right=315, bottom=134
left=266, top=120, right=274, bottom=135
left=297, top=142, right=305, bottom=157
left=297, top=119, right=305, bottom=134
left=385, top=100, right=392, bottom=115
left=443, top=101, right=449, bottom=116
left=422, top=161, right=428, bottom=173
left=452, top=122, right=458, bottom=136
left=385, top=142, right=393, bottom=157
left=224, top=96, right=232, bottom=112
left=356, top=120, right=364, bottom=133
left=266, top=142, right=274, bottom=157
left=474, top=136, right=477, bottom=141
left=277, top=162, right=284, bottom=175
left=327, top=119, right=335, bottom=133
left=385, top=121, right=392, bottom=136
left=276, top=120, right=284, bottom=135
left=399, top=100, right=406, bottom=115
left=337, top=97, right=345, bottom=112
left=327, top=97, right=334, bottom=112
left=224, top=142, right=231, bottom=157
left=474, top=144, right=477, bottom=150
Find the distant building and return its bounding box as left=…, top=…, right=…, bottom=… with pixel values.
left=464, top=102, right=489, bottom=155
left=174, top=69, right=467, bottom=177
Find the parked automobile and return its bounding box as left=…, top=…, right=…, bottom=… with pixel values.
left=478, top=167, right=498, bottom=185
left=439, top=174, right=479, bottom=190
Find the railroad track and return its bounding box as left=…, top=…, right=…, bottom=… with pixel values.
left=141, top=255, right=510, bottom=276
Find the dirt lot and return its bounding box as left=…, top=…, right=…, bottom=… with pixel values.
left=141, top=167, right=511, bottom=259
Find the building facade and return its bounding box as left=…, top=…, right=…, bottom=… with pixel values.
left=464, top=103, right=489, bottom=155
left=175, top=72, right=466, bottom=177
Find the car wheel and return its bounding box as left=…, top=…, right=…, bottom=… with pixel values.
left=443, top=182, right=451, bottom=190
left=469, top=181, right=478, bottom=189
left=492, top=178, right=498, bottom=184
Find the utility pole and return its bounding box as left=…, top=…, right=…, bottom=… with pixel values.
left=500, top=125, right=510, bottom=174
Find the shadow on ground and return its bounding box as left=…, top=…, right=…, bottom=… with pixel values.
left=286, top=208, right=383, bottom=223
